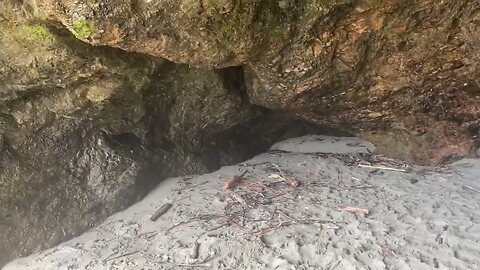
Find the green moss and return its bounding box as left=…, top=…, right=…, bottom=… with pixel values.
left=369, top=0, right=382, bottom=7
left=21, top=24, right=53, bottom=41
left=213, top=2, right=253, bottom=50
left=210, top=0, right=287, bottom=52
left=72, top=19, right=94, bottom=39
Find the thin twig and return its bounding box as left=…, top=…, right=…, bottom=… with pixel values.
left=272, top=164, right=299, bottom=187
left=175, top=263, right=210, bottom=268
left=201, top=223, right=228, bottom=237
left=227, top=192, right=250, bottom=208
left=103, top=250, right=142, bottom=263
left=166, top=214, right=223, bottom=233
left=253, top=221, right=290, bottom=235
left=172, top=181, right=208, bottom=192
left=462, top=185, right=480, bottom=193
left=240, top=161, right=271, bottom=168
left=138, top=230, right=158, bottom=239
left=358, top=164, right=406, bottom=172
left=275, top=210, right=296, bottom=221
left=298, top=219, right=341, bottom=226
left=273, top=164, right=286, bottom=179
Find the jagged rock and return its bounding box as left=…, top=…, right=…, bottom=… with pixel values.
left=31, top=0, right=480, bottom=164
left=0, top=4, right=155, bottom=264
left=34, top=0, right=292, bottom=67
left=245, top=1, right=480, bottom=165
left=0, top=4, right=322, bottom=265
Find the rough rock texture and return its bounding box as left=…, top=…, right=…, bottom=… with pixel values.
left=32, top=0, right=480, bottom=164
left=246, top=0, right=480, bottom=165
left=0, top=3, right=324, bottom=265
left=1, top=4, right=154, bottom=264
left=34, top=0, right=291, bottom=67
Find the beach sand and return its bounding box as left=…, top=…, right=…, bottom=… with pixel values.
left=5, top=135, right=480, bottom=270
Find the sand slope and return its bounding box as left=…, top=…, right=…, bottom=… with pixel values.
left=4, top=136, right=480, bottom=270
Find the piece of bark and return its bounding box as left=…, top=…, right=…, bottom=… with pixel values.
left=284, top=175, right=299, bottom=187
left=341, top=206, right=369, bottom=215
left=223, top=171, right=247, bottom=191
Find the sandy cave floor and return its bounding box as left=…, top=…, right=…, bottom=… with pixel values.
left=4, top=135, right=480, bottom=270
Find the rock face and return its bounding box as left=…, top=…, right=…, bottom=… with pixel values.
left=33, top=0, right=480, bottom=164
left=0, top=3, right=323, bottom=265
left=1, top=0, right=479, bottom=267
left=1, top=5, right=150, bottom=264
left=34, top=0, right=292, bottom=67
left=245, top=1, right=480, bottom=165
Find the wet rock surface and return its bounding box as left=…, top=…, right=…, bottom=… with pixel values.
left=0, top=3, right=325, bottom=265
left=1, top=5, right=154, bottom=264
left=32, top=0, right=480, bottom=164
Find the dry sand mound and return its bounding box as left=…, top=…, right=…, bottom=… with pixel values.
left=4, top=136, right=480, bottom=270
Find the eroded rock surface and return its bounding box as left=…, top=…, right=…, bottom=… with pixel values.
left=31, top=0, right=480, bottom=164
left=1, top=4, right=154, bottom=264
left=35, top=0, right=292, bottom=67
left=246, top=1, right=480, bottom=165
left=0, top=3, right=323, bottom=265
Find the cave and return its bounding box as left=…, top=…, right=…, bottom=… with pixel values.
left=1, top=0, right=479, bottom=269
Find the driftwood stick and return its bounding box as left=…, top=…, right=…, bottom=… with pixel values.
left=150, top=203, right=173, bottom=221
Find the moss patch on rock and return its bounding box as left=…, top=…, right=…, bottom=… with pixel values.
left=21, top=24, right=54, bottom=42
left=72, top=19, right=94, bottom=39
